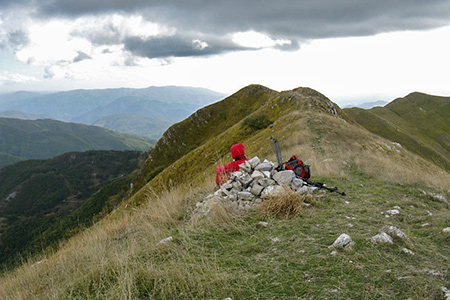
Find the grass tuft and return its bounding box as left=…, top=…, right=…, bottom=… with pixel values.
left=259, top=188, right=313, bottom=218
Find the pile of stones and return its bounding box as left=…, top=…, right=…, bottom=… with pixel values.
left=195, top=156, right=319, bottom=216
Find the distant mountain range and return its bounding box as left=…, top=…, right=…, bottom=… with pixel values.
left=345, top=100, right=388, bottom=109
left=0, top=118, right=154, bottom=168
left=0, top=86, right=226, bottom=139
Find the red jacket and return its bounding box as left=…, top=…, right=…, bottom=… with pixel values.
left=216, top=143, right=248, bottom=185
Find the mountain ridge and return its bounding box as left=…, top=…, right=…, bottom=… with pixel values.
left=0, top=117, right=153, bottom=167
left=343, top=92, right=450, bottom=171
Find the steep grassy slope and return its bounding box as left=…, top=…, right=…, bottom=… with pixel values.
left=1, top=86, right=449, bottom=299
left=344, top=92, right=450, bottom=171
left=0, top=117, right=153, bottom=167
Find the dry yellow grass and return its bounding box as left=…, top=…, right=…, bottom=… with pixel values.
left=0, top=181, right=222, bottom=299
left=258, top=188, right=314, bottom=218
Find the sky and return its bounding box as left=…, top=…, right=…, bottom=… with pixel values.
left=1, top=0, right=450, bottom=106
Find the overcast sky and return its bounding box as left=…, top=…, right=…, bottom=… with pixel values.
left=1, top=0, right=450, bottom=106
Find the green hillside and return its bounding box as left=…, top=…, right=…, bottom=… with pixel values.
left=0, top=117, right=154, bottom=167
left=93, top=114, right=172, bottom=140
left=0, top=150, right=144, bottom=267
left=343, top=92, right=450, bottom=171
left=0, top=86, right=449, bottom=299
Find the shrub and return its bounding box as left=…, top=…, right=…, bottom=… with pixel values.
left=242, top=113, right=272, bottom=132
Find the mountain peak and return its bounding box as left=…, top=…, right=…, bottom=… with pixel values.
left=271, top=87, right=347, bottom=120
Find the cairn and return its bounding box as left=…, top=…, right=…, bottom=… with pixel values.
left=195, top=156, right=319, bottom=215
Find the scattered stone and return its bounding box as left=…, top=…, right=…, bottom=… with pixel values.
left=271, top=237, right=281, bottom=243
left=443, top=227, right=450, bottom=233
left=421, top=223, right=431, bottom=227
left=329, top=233, right=355, bottom=249
left=402, top=248, right=415, bottom=255
left=381, top=225, right=412, bottom=245
left=370, top=232, right=393, bottom=244
left=31, top=259, right=47, bottom=268
left=384, top=209, right=400, bottom=217
left=427, top=269, right=446, bottom=279
left=156, top=236, right=173, bottom=246
left=256, top=221, right=269, bottom=228
left=442, top=287, right=450, bottom=300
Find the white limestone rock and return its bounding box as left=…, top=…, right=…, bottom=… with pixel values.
left=239, top=160, right=253, bottom=173
left=250, top=183, right=264, bottom=196
left=251, top=170, right=265, bottom=180
left=273, top=170, right=295, bottom=186
left=291, top=178, right=304, bottom=191
left=255, top=161, right=274, bottom=172
left=248, top=156, right=261, bottom=169
left=381, top=225, right=412, bottom=245
left=370, top=232, right=393, bottom=244
left=261, top=185, right=286, bottom=199
left=329, top=233, right=355, bottom=248
left=238, top=191, right=255, bottom=201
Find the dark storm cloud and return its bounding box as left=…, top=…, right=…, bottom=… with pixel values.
left=4, top=0, right=450, bottom=58
left=123, top=35, right=251, bottom=59
left=35, top=0, right=450, bottom=37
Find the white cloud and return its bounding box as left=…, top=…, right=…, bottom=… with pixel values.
left=232, top=31, right=291, bottom=49
left=0, top=71, right=38, bottom=85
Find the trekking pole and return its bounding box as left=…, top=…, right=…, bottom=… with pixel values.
left=271, top=137, right=284, bottom=171
left=305, top=179, right=346, bottom=196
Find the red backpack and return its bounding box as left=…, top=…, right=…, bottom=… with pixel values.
left=283, top=155, right=311, bottom=180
